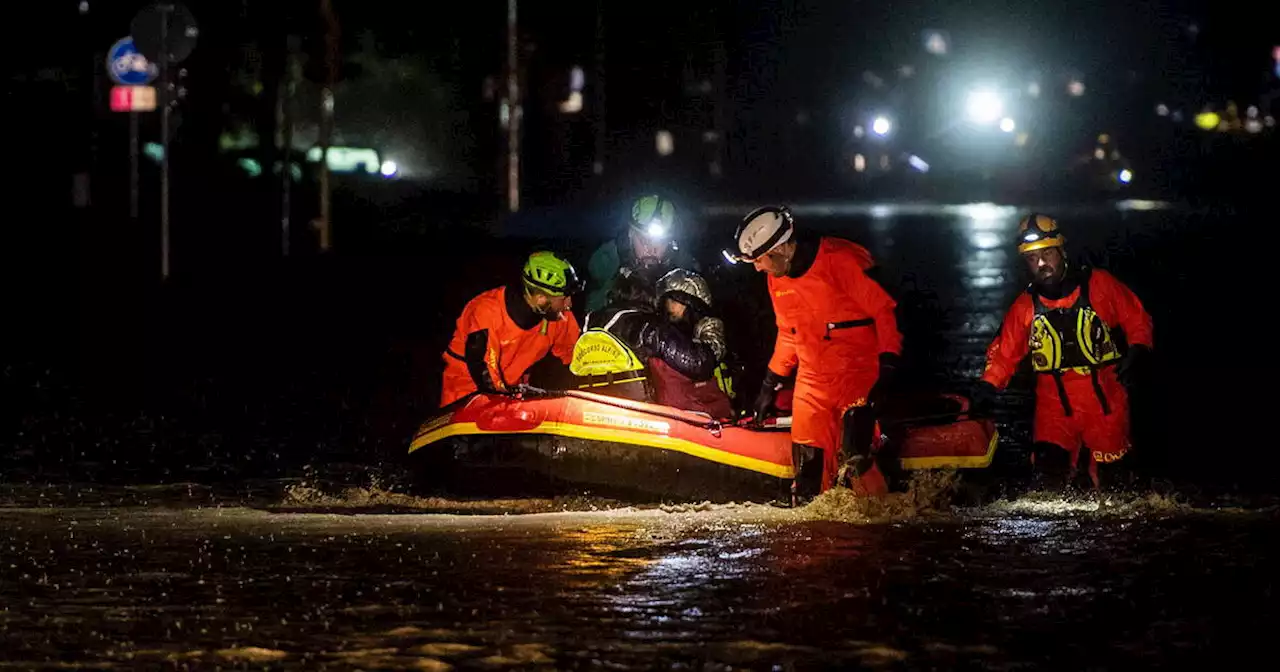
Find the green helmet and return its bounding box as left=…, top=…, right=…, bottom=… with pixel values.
left=522, top=251, right=584, bottom=297
left=629, top=195, right=677, bottom=241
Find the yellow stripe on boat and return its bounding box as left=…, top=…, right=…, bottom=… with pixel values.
left=898, top=428, right=999, bottom=470
left=409, top=421, right=796, bottom=479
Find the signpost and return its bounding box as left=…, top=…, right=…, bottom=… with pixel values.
left=107, top=37, right=158, bottom=221
left=129, top=3, right=198, bottom=281
left=110, top=86, right=156, bottom=112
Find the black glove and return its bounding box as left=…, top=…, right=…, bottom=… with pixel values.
left=970, top=380, right=999, bottom=416
left=867, top=352, right=901, bottom=407
left=1115, top=344, right=1150, bottom=388
left=752, top=370, right=786, bottom=426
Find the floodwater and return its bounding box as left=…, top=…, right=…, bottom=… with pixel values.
left=1, top=483, right=1276, bottom=669
left=5, top=201, right=1275, bottom=669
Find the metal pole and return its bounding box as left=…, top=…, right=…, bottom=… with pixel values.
left=505, top=0, right=520, bottom=212
left=317, top=0, right=338, bottom=252
left=280, top=37, right=297, bottom=257
left=129, top=111, right=139, bottom=219
left=159, top=4, right=171, bottom=280
left=593, top=0, right=605, bottom=176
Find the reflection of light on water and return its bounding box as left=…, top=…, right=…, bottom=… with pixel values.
left=605, top=536, right=765, bottom=620
left=870, top=204, right=893, bottom=219
left=952, top=202, right=1018, bottom=225
left=967, top=275, right=1002, bottom=289
left=970, top=231, right=1002, bottom=250
left=1115, top=199, right=1170, bottom=212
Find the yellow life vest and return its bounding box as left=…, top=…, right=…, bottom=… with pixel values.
left=1028, top=269, right=1121, bottom=376
left=712, top=362, right=736, bottom=399
left=1026, top=268, right=1122, bottom=416
left=570, top=309, right=648, bottom=388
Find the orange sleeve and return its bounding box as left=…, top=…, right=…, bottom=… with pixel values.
left=767, top=327, right=798, bottom=378
left=550, top=312, right=582, bottom=365
left=449, top=295, right=507, bottom=390
left=836, top=259, right=902, bottom=356
left=981, top=294, right=1033, bottom=390
left=1091, top=270, right=1154, bottom=349
left=766, top=277, right=799, bottom=377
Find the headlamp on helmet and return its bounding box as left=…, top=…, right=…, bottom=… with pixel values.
left=723, top=205, right=795, bottom=264
left=1016, top=213, right=1066, bottom=254
left=630, top=195, right=675, bottom=242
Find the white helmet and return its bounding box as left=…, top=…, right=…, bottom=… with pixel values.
left=723, top=205, right=794, bottom=264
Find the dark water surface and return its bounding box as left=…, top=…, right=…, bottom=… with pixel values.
left=1, top=497, right=1276, bottom=670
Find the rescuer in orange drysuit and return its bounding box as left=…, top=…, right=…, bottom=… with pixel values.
left=440, top=251, right=584, bottom=407
left=725, top=205, right=903, bottom=502
left=971, top=214, right=1153, bottom=491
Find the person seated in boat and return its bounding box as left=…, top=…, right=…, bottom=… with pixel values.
left=650, top=269, right=736, bottom=420
left=570, top=271, right=726, bottom=418
left=440, top=251, right=584, bottom=407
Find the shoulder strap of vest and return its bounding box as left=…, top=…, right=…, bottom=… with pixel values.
left=1074, top=266, right=1093, bottom=308
left=1027, top=283, right=1048, bottom=315
left=601, top=309, right=638, bottom=333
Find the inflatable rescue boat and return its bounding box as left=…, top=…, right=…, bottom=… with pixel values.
left=408, top=387, right=997, bottom=502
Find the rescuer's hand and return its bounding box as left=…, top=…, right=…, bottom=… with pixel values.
left=751, top=370, right=786, bottom=427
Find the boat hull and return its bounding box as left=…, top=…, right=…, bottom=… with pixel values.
left=408, top=390, right=997, bottom=502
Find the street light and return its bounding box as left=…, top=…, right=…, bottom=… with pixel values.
left=871, top=116, right=892, bottom=136
left=966, top=90, right=1003, bottom=125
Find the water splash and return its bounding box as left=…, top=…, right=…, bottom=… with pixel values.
left=803, top=470, right=962, bottom=523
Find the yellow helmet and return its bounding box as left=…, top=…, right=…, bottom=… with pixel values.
left=1016, top=213, right=1066, bottom=254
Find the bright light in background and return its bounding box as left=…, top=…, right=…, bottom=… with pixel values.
left=558, top=91, right=583, bottom=113
left=853, top=125, right=865, bottom=138
left=1117, top=169, right=1133, bottom=184
left=1067, top=79, right=1085, bottom=96
left=646, top=221, right=666, bottom=239
left=853, top=153, right=866, bottom=172
left=966, top=90, right=1003, bottom=125
left=999, top=117, right=1016, bottom=133
left=871, top=116, right=892, bottom=136
left=907, top=155, right=930, bottom=172
left=923, top=29, right=948, bottom=55
left=1027, top=82, right=1041, bottom=98
left=655, top=130, right=674, bottom=156
left=380, top=160, right=398, bottom=177
left=570, top=66, right=585, bottom=92
left=1156, top=103, right=1169, bottom=116
left=1194, top=111, right=1220, bottom=130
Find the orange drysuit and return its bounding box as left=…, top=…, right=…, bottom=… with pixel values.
left=440, top=285, right=580, bottom=407
left=982, top=267, right=1152, bottom=477
left=766, top=237, right=903, bottom=491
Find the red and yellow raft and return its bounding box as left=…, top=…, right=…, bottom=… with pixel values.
left=408, top=389, right=997, bottom=502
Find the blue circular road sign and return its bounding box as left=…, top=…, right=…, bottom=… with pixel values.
left=107, top=37, right=158, bottom=86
